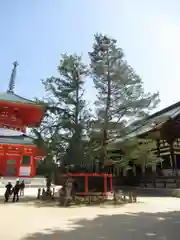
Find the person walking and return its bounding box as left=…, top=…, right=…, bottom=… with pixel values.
left=4, top=182, right=13, bottom=203
left=19, top=180, right=25, bottom=196
left=12, top=180, right=20, bottom=202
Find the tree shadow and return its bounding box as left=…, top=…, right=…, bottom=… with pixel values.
left=22, top=210, right=180, bottom=240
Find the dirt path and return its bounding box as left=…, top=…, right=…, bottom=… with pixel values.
left=1, top=197, right=180, bottom=239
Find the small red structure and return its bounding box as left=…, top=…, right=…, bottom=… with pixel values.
left=63, top=173, right=113, bottom=195
left=0, top=62, right=46, bottom=177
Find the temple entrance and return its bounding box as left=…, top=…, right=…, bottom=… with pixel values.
left=4, top=165, right=16, bottom=176
left=4, top=155, right=19, bottom=176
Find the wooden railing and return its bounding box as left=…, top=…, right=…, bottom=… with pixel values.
left=139, top=176, right=180, bottom=188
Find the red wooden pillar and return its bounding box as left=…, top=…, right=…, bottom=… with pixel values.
left=30, top=156, right=36, bottom=177
left=1, top=145, right=7, bottom=176
left=0, top=154, right=5, bottom=176
left=16, top=155, right=21, bottom=177
left=109, top=175, right=113, bottom=192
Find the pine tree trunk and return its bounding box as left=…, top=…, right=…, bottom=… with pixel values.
left=101, top=51, right=111, bottom=165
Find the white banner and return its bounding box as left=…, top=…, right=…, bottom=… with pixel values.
left=19, top=166, right=31, bottom=176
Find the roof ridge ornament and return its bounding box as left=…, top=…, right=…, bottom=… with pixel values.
left=7, top=61, right=18, bottom=93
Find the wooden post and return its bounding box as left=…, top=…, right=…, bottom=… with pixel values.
left=141, top=163, right=147, bottom=187
left=170, top=142, right=178, bottom=188
left=85, top=175, right=88, bottom=194
left=109, top=175, right=113, bottom=192
left=104, top=175, right=107, bottom=194
left=152, top=163, right=156, bottom=188
left=123, top=168, right=127, bottom=176
left=132, top=165, right=136, bottom=176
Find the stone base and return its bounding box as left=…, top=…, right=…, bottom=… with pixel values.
left=171, top=189, right=180, bottom=197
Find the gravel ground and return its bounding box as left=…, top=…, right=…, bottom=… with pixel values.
left=0, top=197, right=180, bottom=239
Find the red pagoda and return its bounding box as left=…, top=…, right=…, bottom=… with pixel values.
left=0, top=62, right=46, bottom=177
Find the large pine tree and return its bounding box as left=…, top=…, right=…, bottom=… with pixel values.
left=89, top=34, right=160, bottom=164
left=41, top=54, right=90, bottom=166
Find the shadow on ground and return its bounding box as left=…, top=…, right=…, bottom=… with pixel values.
left=22, top=210, right=180, bottom=240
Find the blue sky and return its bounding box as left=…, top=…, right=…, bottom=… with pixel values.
left=0, top=0, right=180, bottom=111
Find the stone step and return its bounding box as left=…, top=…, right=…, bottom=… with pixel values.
left=137, top=188, right=173, bottom=197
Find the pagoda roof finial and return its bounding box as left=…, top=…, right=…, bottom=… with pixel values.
left=7, top=61, right=18, bottom=93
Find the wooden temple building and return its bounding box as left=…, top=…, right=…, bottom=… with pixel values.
left=107, top=101, right=180, bottom=187
left=0, top=62, right=45, bottom=177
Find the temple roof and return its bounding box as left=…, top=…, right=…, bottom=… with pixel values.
left=0, top=128, right=34, bottom=145
left=0, top=128, right=24, bottom=136
left=0, top=92, right=37, bottom=105
left=0, top=92, right=46, bottom=127
left=112, top=101, right=180, bottom=144
left=0, top=136, right=34, bottom=145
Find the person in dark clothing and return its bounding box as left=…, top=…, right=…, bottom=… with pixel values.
left=12, top=180, right=20, bottom=202
left=20, top=180, right=25, bottom=196
left=4, top=182, right=13, bottom=203
left=72, top=178, right=78, bottom=202
left=46, top=176, right=52, bottom=196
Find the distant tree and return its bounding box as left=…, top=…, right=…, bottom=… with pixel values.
left=114, top=138, right=162, bottom=174
left=89, top=33, right=160, bottom=166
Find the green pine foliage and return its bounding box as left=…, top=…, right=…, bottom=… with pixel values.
left=89, top=33, right=159, bottom=164
left=33, top=33, right=161, bottom=173
left=119, top=138, right=162, bottom=167
left=40, top=54, right=91, bottom=166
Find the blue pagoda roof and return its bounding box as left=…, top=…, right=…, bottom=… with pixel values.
left=0, top=92, right=37, bottom=105
left=0, top=128, right=34, bottom=145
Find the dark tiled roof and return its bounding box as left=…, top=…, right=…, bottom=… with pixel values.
left=147, top=101, right=180, bottom=120
left=113, top=101, right=180, bottom=144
